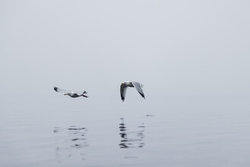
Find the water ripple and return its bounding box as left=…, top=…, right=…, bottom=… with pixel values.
left=119, top=118, right=145, bottom=149
left=53, top=125, right=88, bottom=162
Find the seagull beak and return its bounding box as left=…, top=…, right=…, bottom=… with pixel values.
left=64, top=93, right=67, bottom=95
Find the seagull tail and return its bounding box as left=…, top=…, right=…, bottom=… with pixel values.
left=82, top=94, right=88, bottom=98
left=82, top=91, right=88, bottom=98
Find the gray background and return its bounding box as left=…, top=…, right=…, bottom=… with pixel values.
left=1, top=0, right=250, bottom=97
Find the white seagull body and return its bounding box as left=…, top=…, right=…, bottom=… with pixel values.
left=54, top=86, right=88, bottom=98
left=120, top=81, right=145, bottom=101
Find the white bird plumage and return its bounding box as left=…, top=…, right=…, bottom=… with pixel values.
left=120, top=81, right=145, bottom=101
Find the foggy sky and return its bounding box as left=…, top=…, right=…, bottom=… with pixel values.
left=1, top=0, right=250, bottom=98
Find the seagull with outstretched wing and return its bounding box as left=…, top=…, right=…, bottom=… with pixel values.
left=120, top=81, right=145, bottom=101
left=54, top=86, right=88, bottom=98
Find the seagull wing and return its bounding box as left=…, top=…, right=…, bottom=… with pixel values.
left=120, top=83, right=128, bottom=101
left=132, top=82, right=145, bottom=99
left=54, top=86, right=87, bottom=95
left=54, top=87, right=69, bottom=94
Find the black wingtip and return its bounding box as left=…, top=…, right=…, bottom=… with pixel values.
left=139, top=93, right=145, bottom=99
left=54, top=87, right=58, bottom=92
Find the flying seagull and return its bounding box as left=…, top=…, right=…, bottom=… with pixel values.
left=120, top=81, right=145, bottom=101
left=54, top=86, right=88, bottom=98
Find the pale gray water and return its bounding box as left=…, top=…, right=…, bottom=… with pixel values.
left=1, top=93, right=250, bottom=167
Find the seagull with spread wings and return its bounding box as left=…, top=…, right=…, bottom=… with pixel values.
left=54, top=86, right=88, bottom=98
left=120, top=81, right=145, bottom=101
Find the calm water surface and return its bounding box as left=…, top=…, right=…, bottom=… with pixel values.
left=1, top=94, right=250, bottom=167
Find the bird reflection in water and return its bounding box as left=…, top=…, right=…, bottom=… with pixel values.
left=53, top=125, right=88, bottom=162
left=119, top=118, right=145, bottom=149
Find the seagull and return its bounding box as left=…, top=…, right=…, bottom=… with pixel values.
left=120, top=81, right=145, bottom=101
left=54, top=86, right=88, bottom=98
